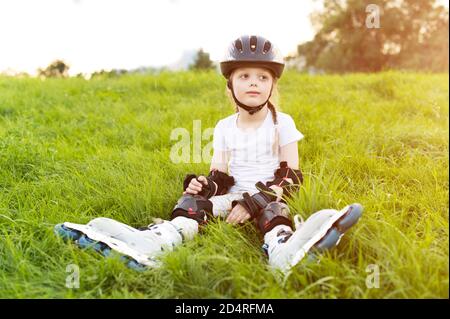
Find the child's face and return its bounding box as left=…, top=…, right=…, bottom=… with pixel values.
left=230, top=67, right=274, bottom=107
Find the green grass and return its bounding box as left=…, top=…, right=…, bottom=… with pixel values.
left=0, top=70, right=448, bottom=298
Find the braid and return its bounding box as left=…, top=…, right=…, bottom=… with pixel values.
left=267, top=100, right=280, bottom=156
left=267, top=100, right=278, bottom=125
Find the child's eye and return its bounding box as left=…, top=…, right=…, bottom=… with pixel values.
left=238, top=74, right=268, bottom=80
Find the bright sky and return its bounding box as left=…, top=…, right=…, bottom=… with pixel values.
left=0, top=0, right=322, bottom=76
left=0, top=0, right=447, bottom=76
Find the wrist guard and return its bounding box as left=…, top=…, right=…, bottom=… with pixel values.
left=183, top=169, right=235, bottom=199
left=265, top=161, right=303, bottom=198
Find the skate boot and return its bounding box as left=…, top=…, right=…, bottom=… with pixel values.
left=263, top=203, right=363, bottom=273
left=54, top=216, right=198, bottom=270
left=54, top=194, right=212, bottom=270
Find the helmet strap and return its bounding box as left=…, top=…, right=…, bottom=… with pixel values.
left=227, top=79, right=273, bottom=115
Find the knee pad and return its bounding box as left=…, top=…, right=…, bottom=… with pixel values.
left=171, top=194, right=213, bottom=225
left=231, top=182, right=278, bottom=219
left=257, top=202, right=293, bottom=235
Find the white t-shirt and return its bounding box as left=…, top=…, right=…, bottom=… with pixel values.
left=213, top=110, right=304, bottom=195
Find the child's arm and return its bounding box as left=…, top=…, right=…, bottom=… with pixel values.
left=210, top=149, right=230, bottom=173
left=278, top=141, right=299, bottom=170
left=267, top=141, right=300, bottom=196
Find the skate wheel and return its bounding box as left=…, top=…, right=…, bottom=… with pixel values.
left=305, top=252, right=319, bottom=264
left=336, top=204, right=363, bottom=232
left=92, top=242, right=111, bottom=256
left=76, top=235, right=112, bottom=256
left=126, top=259, right=147, bottom=271
left=76, top=235, right=96, bottom=249
left=54, top=224, right=82, bottom=241
left=119, top=255, right=146, bottom=271
left=100, top=246, right=112, bottom=257
left=314, top=228, right=342, bottom=252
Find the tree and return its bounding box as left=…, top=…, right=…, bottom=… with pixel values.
left=90, top=69, right=128, bottom=78
left=38, top=60, right=70, bottom=78
left=189, top=49, right=215, bottom=70
left=297, top=0, right=449, bottom=73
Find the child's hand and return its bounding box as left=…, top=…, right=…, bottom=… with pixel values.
left=226, top=203, right=251, bottom=225
left=183, top=176, right=208, bottom=195
left=269, top=184, right=285, bottom=201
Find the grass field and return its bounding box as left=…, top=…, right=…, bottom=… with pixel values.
left=0, top=70, right=448, bottom=298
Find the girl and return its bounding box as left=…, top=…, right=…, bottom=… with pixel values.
left=55, top=35, right=363, bottom=274
left=180, top=35, right=363, bottom=272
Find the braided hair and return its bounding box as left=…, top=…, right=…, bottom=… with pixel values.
left=267, top=100, right=280, bottom=156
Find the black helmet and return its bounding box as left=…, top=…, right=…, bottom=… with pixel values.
left=220, top=35, right=285, bottom=79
